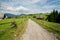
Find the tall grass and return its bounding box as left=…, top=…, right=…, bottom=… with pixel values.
left=0, top=18, right=28, bottom=40
left=32, top=18, right=60, bottom=40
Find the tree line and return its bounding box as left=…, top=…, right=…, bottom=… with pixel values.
left=46, top=9, right=60, bottom=23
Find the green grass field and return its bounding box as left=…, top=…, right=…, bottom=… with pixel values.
left=0, top=19, right=11, bottom=30
left=0, top=17, right=28, bottom=40
left=0, top=14, right=60, bottom=40
left=30, top=14, right=60, bottom=40
left=24, top=14, right=60, bottom=39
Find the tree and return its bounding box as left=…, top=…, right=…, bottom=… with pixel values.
left=56, top=12, right=60, bottom=23
left=46, top=9, right=58, bottom=22
left=54, top=10, right=58, bottom=22
left=2, top=14, right=6, bottom=19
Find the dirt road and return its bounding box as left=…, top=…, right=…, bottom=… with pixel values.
left=21, top=19, right=57, bottom=40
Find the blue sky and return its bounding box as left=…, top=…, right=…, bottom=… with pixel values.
left=0, top=0, right=60, bottom=14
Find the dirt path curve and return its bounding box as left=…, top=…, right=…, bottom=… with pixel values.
left=21, top=19, right=57, bottom=40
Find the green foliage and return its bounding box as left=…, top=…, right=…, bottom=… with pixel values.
left=33, top=16, right=36, bottom=18
left=30, top=13, right=60, bottom=39
left=32, top=18, right=60, bottom=40
left=0, top=18, right=28, bottom=40
left=0, top=19, right=11, bottom=30
left=56, top=12, right=60, bottom=23
left=46, top=9, right=59, bottom=22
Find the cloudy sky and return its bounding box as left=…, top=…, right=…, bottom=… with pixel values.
left=0, top=0, right=60, bottom=15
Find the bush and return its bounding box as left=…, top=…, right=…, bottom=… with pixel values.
left=33, top=16, right=36, bottom=18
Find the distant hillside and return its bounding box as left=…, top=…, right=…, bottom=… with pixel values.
left=4, top=13, right=25, bottom=17
left=4, top=13, right=15, bottom=17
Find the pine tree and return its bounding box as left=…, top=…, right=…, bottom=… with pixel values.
left=56, top=12, right=60, bottom=23
left=46, top=9, right=58, bottom=22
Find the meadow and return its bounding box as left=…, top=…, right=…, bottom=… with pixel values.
left=27, top=14, right=60, bottom=40
left=0, top=17, right=28, bottom=40
left=32, top=18, right=60, bottom=39
left=0, top=14, right=60, bottom=40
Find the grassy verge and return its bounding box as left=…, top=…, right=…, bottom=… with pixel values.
left=0, top=18, right=28, bottom=40
left=31, top=18, right=60, bottom=40
left=0, top=19, right=11, bottom=30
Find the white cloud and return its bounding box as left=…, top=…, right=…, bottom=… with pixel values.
left=42, top=5, right=55, bottom=9
left=16, top=6, right=30, bottom=11
left=0, top=0, right=60, bottom=14
left=15, top=0, right=39, bottom=3
left=6, top=6, right=30, bottom=11
left=23, top=0, right=40, bottom=3
left=8, top=0, right=47, bottom=5
left=25, top=0, right=47, bottom=4
left=7, top=7, right=14, bottom=11
left=6, top=6, right=30, bottom=15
